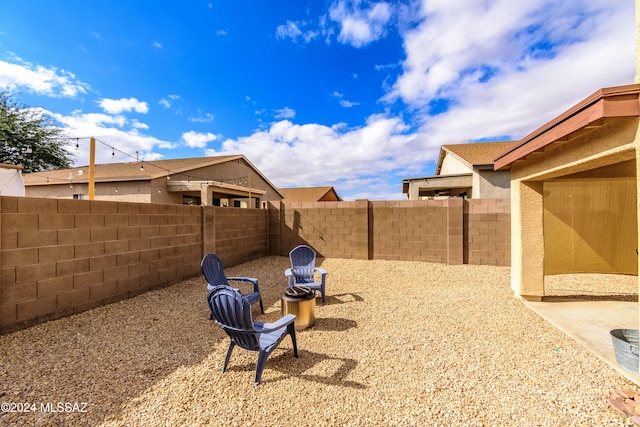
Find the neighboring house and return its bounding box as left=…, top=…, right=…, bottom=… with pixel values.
left=0, top=163, right=25, bottom=196
left=279, top=186, right=341, bottom=203
left=402, top=141, right=516, bottom=200
left=23, top=154, right=284, bottom=207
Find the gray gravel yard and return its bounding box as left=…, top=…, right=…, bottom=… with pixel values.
left=0, top=257, right=636, bottom=426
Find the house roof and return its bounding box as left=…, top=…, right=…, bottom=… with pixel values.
left=436, top=141, right=517, bottom=174
left=0, top=163, right=23, bottom=171
left=23, top=154, right=285, bottom=197
left=279, top=186, right=340, bottom=202
left=494, top=83, right=640, bottom=170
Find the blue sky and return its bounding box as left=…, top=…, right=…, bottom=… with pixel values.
left=0, top=0, right=635, bottom=200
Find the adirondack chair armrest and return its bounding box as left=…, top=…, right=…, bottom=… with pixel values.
left=227, top=277, right=260, bottom=293
left=255, top=314, right=296, bottom=333
left=284, top=269, right=295, bottom=286
left=315, top=267, right=327, bottom=284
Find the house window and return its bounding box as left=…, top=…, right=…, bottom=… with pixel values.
left=182, top=195, right=201, bottom=205
left=73, top=194, right=87, bottom=200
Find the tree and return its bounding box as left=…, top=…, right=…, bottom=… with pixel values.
left=0, top=91, right=73, bottom=173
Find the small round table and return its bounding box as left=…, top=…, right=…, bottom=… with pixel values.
left=280, top=293, right=316, bottom=329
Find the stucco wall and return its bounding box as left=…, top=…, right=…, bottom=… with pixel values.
left=440, top=153, right=471, bottom=175
left=475, top=170, right=511, bottom=198
left=509, top=117, right=639, bottom=299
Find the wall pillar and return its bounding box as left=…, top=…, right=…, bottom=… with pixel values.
left=202, top=205, right=216, bottom=256
left=511, top=180, right=545, bottom=300
left=200, top=185, right=211, bottom=206
left=446, top=198, right=464, bottom=264
left=409, top=182, right=420, bottom=200
left=355, top=199, right=371, bottom=259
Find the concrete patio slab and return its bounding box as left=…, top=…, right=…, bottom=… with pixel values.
left=523, top=299, right=640, bottom=386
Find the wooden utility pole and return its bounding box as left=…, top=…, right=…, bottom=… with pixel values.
left=88, top=137, right=96, bottom=200
left=248, top=174, right=252, bottom=208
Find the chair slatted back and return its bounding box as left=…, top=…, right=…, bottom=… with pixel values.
left=208, top=286, right=260, bottom=351
left=202, top=253, right=230, bottom=287
left=290, top=245, right=316, bottom=283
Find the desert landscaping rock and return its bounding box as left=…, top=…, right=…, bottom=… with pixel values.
left=0, top=257, right=636, bottom=426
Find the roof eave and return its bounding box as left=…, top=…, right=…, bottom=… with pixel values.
left=494, top=83, right=640, bottom=171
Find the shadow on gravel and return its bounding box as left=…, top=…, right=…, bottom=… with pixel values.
left=312, top=317, right=358, bottom=332
left=263, top=349, right=367, bottom=389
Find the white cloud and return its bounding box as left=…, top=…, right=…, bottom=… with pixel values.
left=386, top=0, right=633, bottom=109
left=152, top=41, right=163, bottom=49
left=207, top=115, right=415, bottom=195
left=332, top=91, right=360, bottom=108
left=368, top=0, right=635, bottom=185
left=132, top=120, right=149, bottom=130
left=98, top=97, right=149, bottom=114
left=340, top=100, right=360, bottom=108
left=329, top=0, right=392, bottom=47
left=276, top=20, right=318, bottom=43
left=160, top=94, right=180, bottom=108
left=0, top=57, right=90, bottom=97
left=274, top=107, right=296, bottom=119
left=188, top=112, right=215, bottom=123
left=181, top=131, right=217, bottom=148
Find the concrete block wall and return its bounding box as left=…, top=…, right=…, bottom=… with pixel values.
left=1, top=195, right=509, bottom=334
left=1, top=196, right=269, bottom=334
left=371, top=200, right=450, bottom=262
left=274, top=201, right=359, bottom=258
left=203, top=206, right=268, bottom=268
left=270, top=199, right=510, bottom=265
left=464, top=198, right=511, bottom=266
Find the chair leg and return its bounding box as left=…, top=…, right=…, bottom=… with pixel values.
left=288, top=323, right=299, bottom=358
left=254, top=350, right=269, bottom=386
left=222, top=341, right=235, bottom=373
left=259, top=298, right=264, bottom=314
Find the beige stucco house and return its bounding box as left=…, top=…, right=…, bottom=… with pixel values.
left=23, top=154, right=283, bottom=207
left=402, top=141, right=515, bottom=199
left=494, top=84, right=640, bottom=301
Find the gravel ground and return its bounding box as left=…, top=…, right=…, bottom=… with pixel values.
left=0, top=257, right=637, bottom=426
